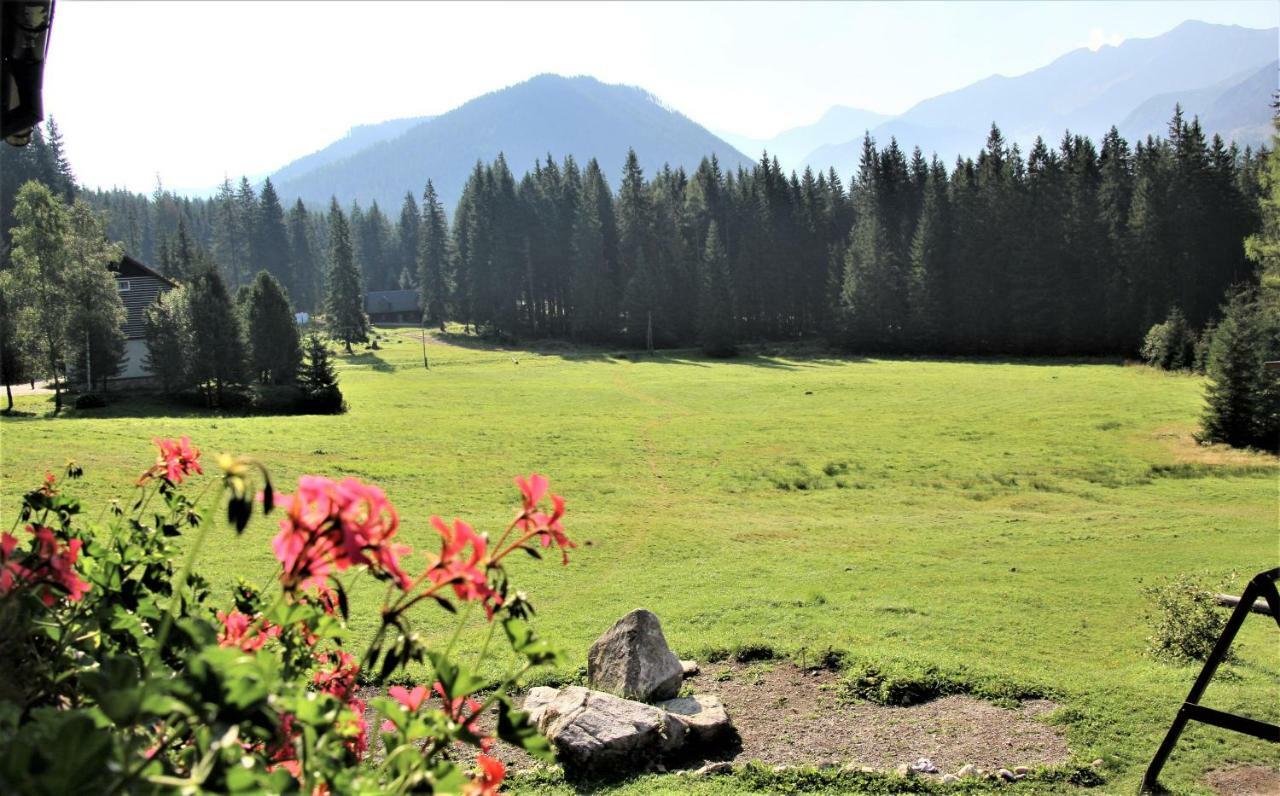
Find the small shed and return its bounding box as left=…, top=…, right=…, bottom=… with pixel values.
left=110, top=254, right=176, bottom=379
left=365, top=289, right=421, bottom=324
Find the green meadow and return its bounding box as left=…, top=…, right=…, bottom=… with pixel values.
left=1, top=329, right=1277, bottom=794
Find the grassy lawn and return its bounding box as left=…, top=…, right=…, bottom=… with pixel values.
left=1, top=329, right=1276, bottom=793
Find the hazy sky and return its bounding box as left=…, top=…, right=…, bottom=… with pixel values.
left=45, top=1, right=1278, bottom=195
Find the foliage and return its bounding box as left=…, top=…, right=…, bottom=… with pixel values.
left=1140, top=307, right=1196, bottom=370
left=245, top=271, right=302, bottom=385
left=297, top=334, right=345, bottom=413
left=324, top=200, right=371, bottom=353
left=186, top=266, right=248, bottom=406
left=2, top=332, right=1277, bottom=792
left=78, top=110, right=1268, bottom=361
left=5, top=181, right=125, bottom=412
left=144, top=287, right=193, bottom=394
left=0, top=440, right=576, bottom=793
left=1201, top=287, right=1280, bottom=451
left=1143, top=573, right=1234, bottom=663
left=0, top=277, right=32, bottom=411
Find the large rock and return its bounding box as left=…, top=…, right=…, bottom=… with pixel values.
left=531, top=686, right=683, bottom=775
left=658, top=694, right=733, bottom=746
left=588, top=609, right=684, bottom=702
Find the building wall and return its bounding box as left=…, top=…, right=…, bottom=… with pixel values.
left=120, top=338, right=149, bottom=379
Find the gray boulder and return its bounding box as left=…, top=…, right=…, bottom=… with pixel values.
left=588, top=609, right=684, bottom=702
left=531, top=686, right=683, bottom=775
left=658, top=694, right=733, bottom=746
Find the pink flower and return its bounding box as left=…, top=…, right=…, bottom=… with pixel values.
left=515, top=474, right=549, bottom=513
left=514, top=476, right=574, bottom=565
left=216, top=609, right=278, bottom=651
left=434, top=681, right=484, bottom=737
left=1, top=524, right=91, bottom=605
left=313, top=651, right=359, bottom=701
left=345, top=698, right=368, bottom=761
left=465, top=755, right=506, bottom=796
left=272, top=475, right=411, bottom=591
left=143, top=436, right=202, bottom=484
left=380, top=719, right=396, bottom=734
left=425, top=517, right=500, bottom=616
left=388, top=684, right=429, bottom=712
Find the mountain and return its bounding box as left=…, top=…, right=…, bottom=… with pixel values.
left=272, top=75, right=751, bottom=212
left=1119, top=60, right=1278, bottom=149
left=804, top=21, right=1278, bottom=173
left=718, top=106, right=892, bottom=170
left=272, top=116, right=434, bottom=187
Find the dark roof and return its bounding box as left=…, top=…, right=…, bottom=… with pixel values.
left=365, top=289, right=420, bottom=315
left=111, top=254, right=177, bottom=286
left=110, top=254, right=174, bottom=339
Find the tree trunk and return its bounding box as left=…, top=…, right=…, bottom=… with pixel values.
left=5, top=382, right=11, bottom=412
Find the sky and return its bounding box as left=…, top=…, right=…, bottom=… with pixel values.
left=44, top=1, right=1279, bottom=195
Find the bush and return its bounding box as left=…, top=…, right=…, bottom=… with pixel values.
left=0, top=442, right=577, bottom=793
left=1144, top=573, right=1233, bottom=663
left=72, top=392, right=107, bottom=409
left=1141, top=307, right=1196, bottom=370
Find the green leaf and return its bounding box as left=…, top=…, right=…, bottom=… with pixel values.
left=497, top=697, right=555, bottom=762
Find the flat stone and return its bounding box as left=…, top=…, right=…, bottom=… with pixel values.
left=1014, top=765, right=1030, bottom=776
left=693, top=761, right=733, bottom=777
left=1092, top=758, right=1104, bottom=768
left=942, top=774, right=959, bottom=783
left=957, top=764, right=977, bottom=778
left=522, top=686, right=560, bottom=722
left=680, top=659, right=699, bottom=677
left=998, top=768, right=1017, bottom=781
left=659, top=694, right=733, bottom=746
left=531, top=686, right=682, bottom=775
left=588, top=609, right=685, bottom=702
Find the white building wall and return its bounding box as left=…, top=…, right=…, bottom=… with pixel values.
left=120, top=338, right=149, bottom=379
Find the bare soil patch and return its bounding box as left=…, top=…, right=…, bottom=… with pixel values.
left=1150, top=425, right=1278, bottom=470
left=1204, top=765, right=1280, bottom=796
left=362, top=660, right=1072, bottom=778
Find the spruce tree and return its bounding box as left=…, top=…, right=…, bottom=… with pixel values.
left=418, top=180, right=450, bottom=330
left=287, top=199, right=318, bottom=312
left=143, top=287, right=190, bottom=394
left=1202, top=289, right=1266, bottom=449
left=297, top=333, right=344, bottom=413
left=253, top=179, right=293, bottom=296
left=186, top=265, right=246, bottom=406
left=323, top=199, right=369, bottom=352
left=245, top=270, right=301, bottom=385
left=698, top=221, right=735, bottom=356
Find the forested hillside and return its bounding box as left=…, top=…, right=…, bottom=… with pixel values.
left=61, top=109, right=1265, bottom=361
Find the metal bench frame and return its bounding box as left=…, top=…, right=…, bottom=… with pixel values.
left=1140, top=567, right=1280, bottom=793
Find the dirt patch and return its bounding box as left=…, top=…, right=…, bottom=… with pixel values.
left=360, top=661, right=1071, bottom=778
left=680, top=661, right=1069, bottom=775
left=1205, top=765, right=1280, bottom=795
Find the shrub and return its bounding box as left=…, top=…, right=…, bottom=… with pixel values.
left=73, top=392, right=107, bottom=409
left=1141, top=307, right=1196, bottom=370
left=0, top=441, right=576, bottom=793
left=1144, top=573, right=1233, bottom=663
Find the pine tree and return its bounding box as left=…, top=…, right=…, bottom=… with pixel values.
left=397, top=192, right=420, bottom=293
left=323, top=199, right=369, bottom=352
left=1202, top=289, right=1269, bottom=449
left=44, top=117, right=76, bottom=201
left=143, top=286, right=190, bottom=394
left=287, top=198, right=319, bottom=312
left=698, top=221, right=736, bottom=356
left=186, top=265, right=246, bottom=406
left=253, top=179, right=293, bottom=297
left=570, top=159, right=618, bottom=340
left=245, top=271, right=301, bottom=385
left=418, top=180, right=450, bottom=330
left=297, top=333, right=344, bottom=413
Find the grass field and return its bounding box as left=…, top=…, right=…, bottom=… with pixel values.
left=1, top=329, right=1277, bottom=794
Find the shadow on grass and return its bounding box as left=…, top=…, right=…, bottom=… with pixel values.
left=341, top=351, right=396, bottom=372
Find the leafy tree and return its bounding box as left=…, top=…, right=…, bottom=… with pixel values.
left=185, top=265, right=246, bottom=406
left=245, top=271, right=301, bottom=385
left=1141, top=307, right=1196, bottom=370
left=323, top=199, right=369, bottom=352
left=0, top=277, right=32, bottom=411
left=6, top=182, right=121, bottom=412
left=64, top=201, right=127, bottom=390
left=143, top=286, right=191, bottom=394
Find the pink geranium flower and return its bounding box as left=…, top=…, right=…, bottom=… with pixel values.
left=388, top=684, right=429, bottom=712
